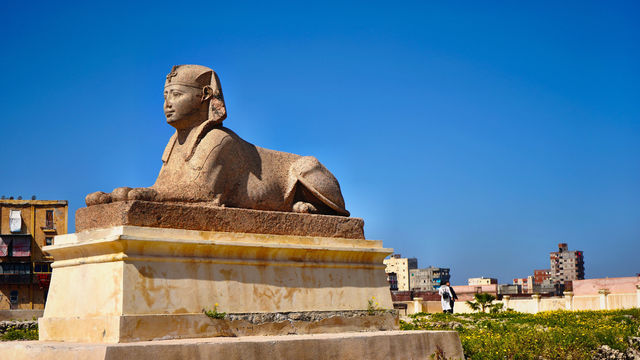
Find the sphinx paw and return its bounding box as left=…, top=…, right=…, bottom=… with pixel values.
left=111, top=187, right=133, bottom=202
left=85, top=191, right=112, bottom=206
left=293, top=201, right=318, bottom=214
left=128, top=188, right=158, bottom=201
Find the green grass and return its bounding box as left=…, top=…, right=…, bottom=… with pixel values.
left=401, top=309, right=640, bottom=359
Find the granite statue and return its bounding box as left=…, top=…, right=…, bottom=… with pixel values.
left=85, top=65, right=349, bottom=216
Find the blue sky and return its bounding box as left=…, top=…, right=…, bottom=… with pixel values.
left=1, top=1, right=638, bottom=285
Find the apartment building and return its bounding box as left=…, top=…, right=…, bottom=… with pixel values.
left=383, top=254, right=417, bottom=291
left=513, top=275, right=534, bottom=293
left=410, top=266, right=450, bottom=291
left=534, top=269, right=551, bottom=284
left=0, top=197, right=68, bottom=309
left=550, top=243, right=584, bottom=285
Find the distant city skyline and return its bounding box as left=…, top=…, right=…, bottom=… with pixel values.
left=1, top=1, right=639, bottom=285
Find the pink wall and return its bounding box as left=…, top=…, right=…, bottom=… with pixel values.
left=451, top=284, right=498, bottom=301
left=573, top=276, right=640, bottom=295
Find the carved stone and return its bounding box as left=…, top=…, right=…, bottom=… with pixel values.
left=86, top=65, right=349, bottom=216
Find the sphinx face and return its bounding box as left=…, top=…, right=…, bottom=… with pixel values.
left=164, top=84, right=207, bottom=129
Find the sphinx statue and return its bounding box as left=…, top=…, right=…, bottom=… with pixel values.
left=85, top=65, right=349, bottom=216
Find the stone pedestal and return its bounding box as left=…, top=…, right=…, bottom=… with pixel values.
left=39, top=224, right=394, bottom=343
left=412, top=297, right=423, bottom=314
left=564, top=291, right=573, bottom=311
left=3, top=330, right=465, bottom=360
left=531, top=294, right=541, bottom=313
left=598, top=289, right=610, bottom=310
left=6, top=202, right=466, bottom=359
left=502, top=295, right=510, bottom=310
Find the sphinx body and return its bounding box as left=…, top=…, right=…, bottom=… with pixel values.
left=86, top=65, right=349, bottom=216
left=152, top=121, right=349, bottom=215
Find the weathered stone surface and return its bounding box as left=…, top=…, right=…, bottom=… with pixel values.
left=75, top=200, right=364, bottom=239
left=41, top=311, right=399, bottom=342
left=40, top=226, right=393, bottom=343
left=2, top=331, right=465, bottom=360
left=0, top=310, right=43, bottom=321
left=86, top=64, right=350, bottom=216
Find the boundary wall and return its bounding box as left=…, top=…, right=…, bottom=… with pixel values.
left=397, top=284, right=640, bottom=315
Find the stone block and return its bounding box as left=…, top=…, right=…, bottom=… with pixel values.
left=2, top=330, right=465, bottom=360
left=75, top=201, right=365, bottom=239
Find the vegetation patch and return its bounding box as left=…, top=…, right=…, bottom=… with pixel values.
left=401, top=309, right=640, bottom=359
left=203, top=303, right=227, bottom=320
left=0, top=321, right=38, bottom=341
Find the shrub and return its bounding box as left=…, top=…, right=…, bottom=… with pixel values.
left=1, top=327, right=38, bottom=341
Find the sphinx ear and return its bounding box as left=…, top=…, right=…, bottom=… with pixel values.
left=201, top=85, right=214, bottom=102
left=207, top=71, right=227, bottom=125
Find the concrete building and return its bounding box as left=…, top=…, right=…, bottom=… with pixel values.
left=498, top=284, right=521, bottom=295
left=550, top=243, right=584, bottom=285
left=0, top=198, right=68, bottom=309
left=383, top=254, right=417, bottom=292
left=534, top=269, right=551, bottom=284
left=410, top=266, right=450, bottom=291
left=531, top=279, right=561, bottom=295
left=513, top=276, right=534, bottom=293
left=468, top=277, right=498, bottom=285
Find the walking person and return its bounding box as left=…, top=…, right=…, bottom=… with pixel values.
left=438, top=282, right=454, bottom=313
left=447, top=282, right=458, bottom=312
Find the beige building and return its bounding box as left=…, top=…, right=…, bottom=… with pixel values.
left=468, top=277, right=498, bottom=285
left=383, top=254, right=417, bottom=291
left=513, top=275, right=534, bottom=293
left=0, top=198, right=68, bottom=309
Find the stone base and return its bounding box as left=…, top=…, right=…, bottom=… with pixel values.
left=39, top=311, right=398, bottom=343
left=1, top=331, right=465, bottom=360
left=75, top=200, right=365, bottom=239
left=41, top=226, right=393, bottom=342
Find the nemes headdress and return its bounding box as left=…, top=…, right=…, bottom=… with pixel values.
left=165, top=64, right=227, bottom=125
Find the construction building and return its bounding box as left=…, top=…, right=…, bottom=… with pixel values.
left=409, top=266, right=450, bottom=291
left=468, top=277, right=498, bottom=285
left=383, top=254, right=417, bottom=291
left=550, top=243, right=584, bottom=285
left=0, top=197, right=68, bottom=309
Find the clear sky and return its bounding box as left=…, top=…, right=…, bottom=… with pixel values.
left=1, top=1, right=638, bottom=285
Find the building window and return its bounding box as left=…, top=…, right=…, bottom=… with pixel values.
left=9, top=290, right=18, bottom=305
left=9, top=210, right=21, bottom=233
left=45, top=210, right=54, bottom=229
left=34, top=263, right=52, bottom=273
left=46, top=237, right=53, bottom=246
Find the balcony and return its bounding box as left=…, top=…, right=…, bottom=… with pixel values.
left=0, top=274, right=32, bottom=284
left=0, top=234, right=32, bottom=257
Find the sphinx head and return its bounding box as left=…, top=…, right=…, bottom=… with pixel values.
left=163, top=65, right=226, bottom=130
